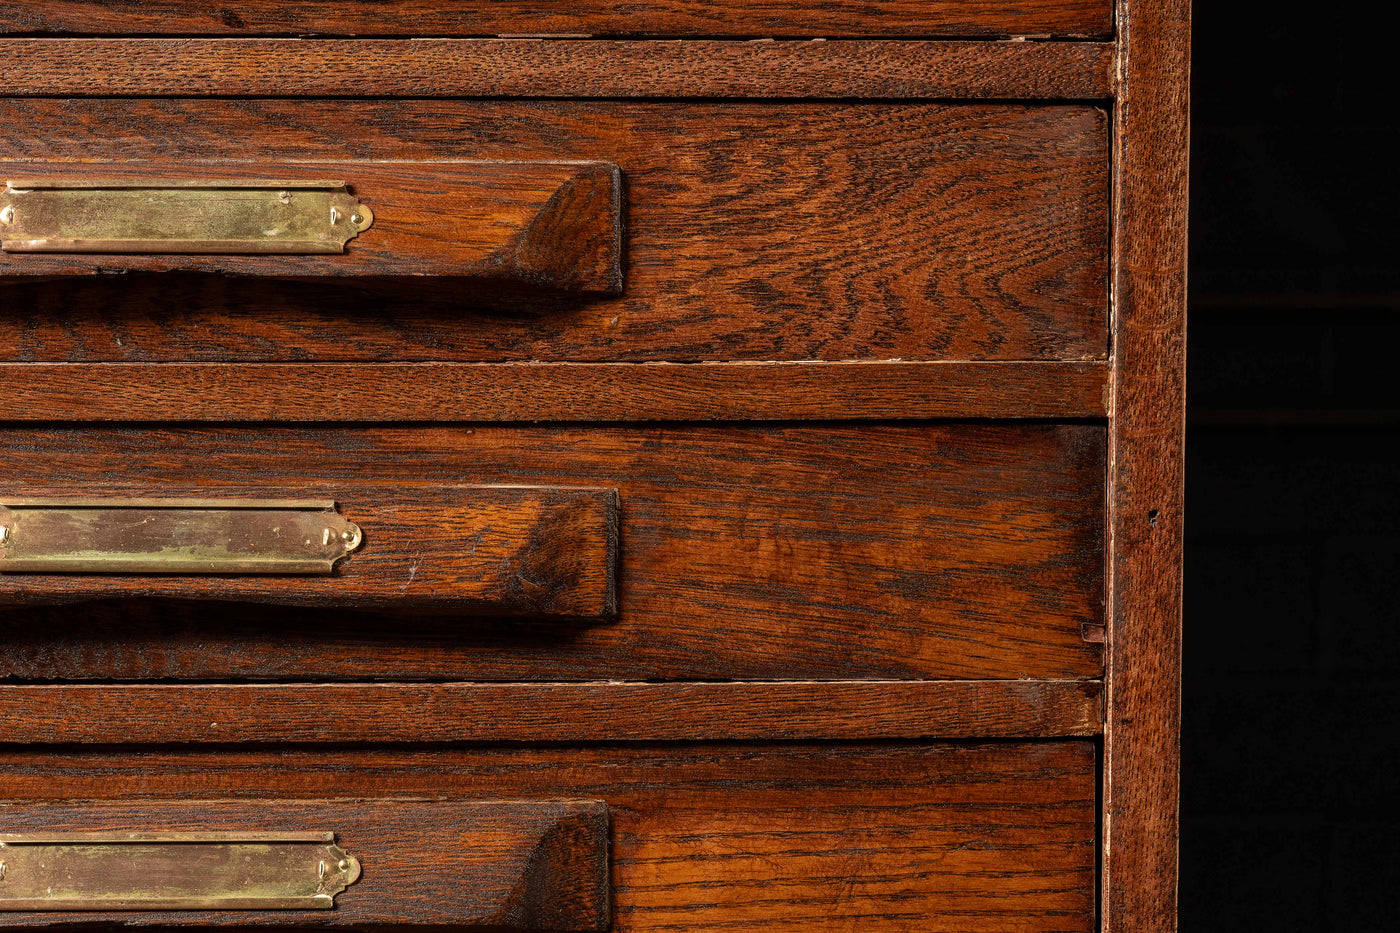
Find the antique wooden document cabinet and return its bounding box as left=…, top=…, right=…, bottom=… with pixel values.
left=0, top=1, right=1187, bottom=930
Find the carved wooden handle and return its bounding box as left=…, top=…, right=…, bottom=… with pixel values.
left=0, top=161, right=623, bottom=294
left=0, top=799, right=610, bottom=929
left=0, top=486, right=619, bottom=618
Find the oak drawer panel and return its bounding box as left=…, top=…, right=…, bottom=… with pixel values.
left=0, top=422, right=1104, bottom=681
left=0, top=742, right=1098, bottom=932
left=0, top=1, right=1112, bottom=39
left=0, top=100, right=1109, bottom=363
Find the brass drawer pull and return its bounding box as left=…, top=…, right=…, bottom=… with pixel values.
left=0, top=832, right=361, bottom=911
left=0, top=178, right=373, bottom=254
left=0, top=161, right=624, bottom=293
left=0, top=799, right=609, bottom=927
left=0, top=487, right=616, bottom=617
left=0, top=498, right=362, bottom=574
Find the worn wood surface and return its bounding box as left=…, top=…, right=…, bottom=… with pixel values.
left=0, top=486, right=618, bottom=618
left=0, top=743, right=1099, bottom=932
left=0, top=101, right=1109, bottom=364
left=1103, top=0, right=1189, bottom=930
left=0, top=1, right=1113, bottom=38
left=0, top=361, right=1109, bottom=421
left=0, top=423, right=1105, bottom=681
left=0, top=162, right=623, bottom=293
left=0, top=799, right=610, bottom=930
left=0, top=680, right=1103, bottom=743
left=0, top=40, right=1114, bottom=99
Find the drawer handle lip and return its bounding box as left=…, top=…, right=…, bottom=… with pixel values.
left=0, top=832, right=337, bottom=843
left=0, top=832, right=362, bottom=911
left=0, top=178, right=373, bottom=255
left=6, top=179, right=349, bottom=191
left=0, top=498, right=363, bottom=575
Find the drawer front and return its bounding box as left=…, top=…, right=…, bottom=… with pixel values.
left=0, top=1, right=1113, bottom=38
left=0, top=100, right=1109, bottom=364
left=0, top=742, right=1098, bottom=932
left=0, top=423, right=1104, bottom=681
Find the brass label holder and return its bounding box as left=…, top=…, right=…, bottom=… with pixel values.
left=0, top=178, right=373, bottom=254
left=0, top=498, right=363, bottom=574
left=0, top=832, right=362, bottom=911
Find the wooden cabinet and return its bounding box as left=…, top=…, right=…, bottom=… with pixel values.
left=0, top=3, right=1187, bottom=931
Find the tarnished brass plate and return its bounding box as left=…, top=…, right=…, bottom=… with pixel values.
left=0, top=832, right=362, bottom=911
left=0, top=499, right=362, bottom=574
left=0, top=178, right=373, bottom=254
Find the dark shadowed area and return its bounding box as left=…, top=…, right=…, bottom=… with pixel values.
left=1184, top=5, right=1399, bottom=928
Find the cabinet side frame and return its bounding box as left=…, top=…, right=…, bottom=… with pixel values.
left=1104, top=0, right=1189, bottom=930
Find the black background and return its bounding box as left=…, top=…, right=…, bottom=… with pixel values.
left=1183, top=5, right=1398, bottom=927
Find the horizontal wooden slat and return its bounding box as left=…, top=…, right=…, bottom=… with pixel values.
left=0, top=799, right=609, bottom=930
left=0, top=39, right=1115, bottom=99
left=0, top=743, right=1099, bottom=933
left=0, top=361, right=1108, bottom=420
left=0, top=681, right=1103, bottom=743
left=0, top=0, right=1113, bottom=39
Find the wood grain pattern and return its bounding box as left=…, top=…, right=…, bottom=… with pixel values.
left=0, top=1, right=1114, bottom=38
left=0, top=423, right=1105, bottom=682
left=0, top=799, right=610, bottom=930
left=0, top=486, right=619, bottom=618
left=1103, top=0, right=1189, bottom=930
left=0, top=162, right=623, bottom=293
left=0, top=101, right=1109, bottom=364
left=0, top=743, right=1099, bottom=933
left=0, top=361, right=1109, bottom=421
left=0, top=681, right=1103, bottom=743
left=0, top=40, right=1114, bottom=99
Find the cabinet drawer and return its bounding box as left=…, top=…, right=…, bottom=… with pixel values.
left=0, top=1, right=1113, bottom=39
left=0, top=423, right=1104, bottom=682
left=0, top=742, right=1098, bottom=932
left=0, top=100, right=1109, bottom=363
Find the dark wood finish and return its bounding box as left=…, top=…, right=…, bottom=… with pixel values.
left=0, top=101, right=1110, bottom=364
left=0, top=162, right=623, bottom=293
left=1103, top=0, right=1189, bottom=930
left=0, top=5, right=1189, bottom=926
left=0, top=423, right=1105, bottom=682
left=0, top=680, right=1103, bottom=743
left=0, top=743, right=1100, bottom=933
left=0, top=40, right=1114, bottom=99
left=0, top=486, right=619, bottom=619
left=0, top=1, right=1114, bottom=38
left=0, top=362, right=1109, bottom=421
left=0, top=799, right=610, bottom=931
